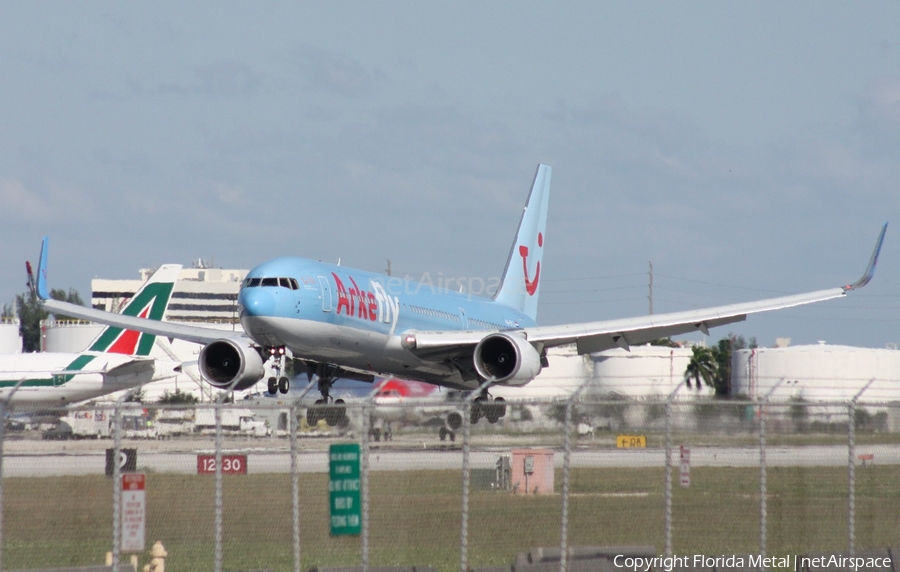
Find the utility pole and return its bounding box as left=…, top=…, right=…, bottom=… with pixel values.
left=648, top=261, right=654, bottom=315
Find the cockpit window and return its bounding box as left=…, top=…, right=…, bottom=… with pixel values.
left=244, top=277, right=299, bottom=289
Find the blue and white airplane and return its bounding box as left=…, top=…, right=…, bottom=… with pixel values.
left=39, top=165, right=887, bottom=424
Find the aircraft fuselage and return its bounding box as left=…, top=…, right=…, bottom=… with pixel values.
left=239, top=257, right=536, bottom=390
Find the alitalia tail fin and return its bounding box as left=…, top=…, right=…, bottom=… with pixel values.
left=86, top=265, right=181, bottom=355
left=35, top=237, right=181, bottom=356
left=492, top=164, right=551, bottom=321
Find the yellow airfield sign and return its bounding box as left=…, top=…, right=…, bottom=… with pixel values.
left=616, top=435, right=647, bottom=448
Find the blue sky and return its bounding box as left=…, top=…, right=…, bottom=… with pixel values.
left=1, top=2, right=898, bottom=348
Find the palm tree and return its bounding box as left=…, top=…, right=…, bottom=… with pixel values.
left=684, top=346, right=717, bottom=390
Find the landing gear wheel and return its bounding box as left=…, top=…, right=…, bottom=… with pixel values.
left=449, top=430, right=456, bottom=442
left=307, top=399, right=325, bottom=427
left=486, top=397, right=507, bottom=424
left=372, top=428, right=381, bottom=442
left=323, top=399, right=346, bottom=427
left=494, top=397, right=507, bottom=418
left=278, top=376, right=290, bottom=394
left=447, top=412, right=463, bottom=431
left=439, top=427, right=448, bottom=441
left=471, top=397, right=487, bottom=424
left=267, top=377, right=278, bottom=395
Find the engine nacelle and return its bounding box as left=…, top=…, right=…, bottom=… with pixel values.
left=198, top=339, right=266, bottom=392
left=473, top=333, right=542, bottom=387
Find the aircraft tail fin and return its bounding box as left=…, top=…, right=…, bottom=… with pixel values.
left=492, top=164, right=551, bottom=321
left=85, top=265, right=182, bottom=355
left=35, top=237, right=182, bottom=356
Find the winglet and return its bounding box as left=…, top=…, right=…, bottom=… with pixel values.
left=36, top=236, right=50, bottom=300
left=843, top=222, right=888, bottom=292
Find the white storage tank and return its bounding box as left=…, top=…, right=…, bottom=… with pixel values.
left=41, top=321, right=103, bottom=353
left=732, top=344, right=900, bottom=403
left=0, top=319, right=22, bottom=353
left=490, top=345, right=593, bottom=401
left=591, top=345, right=702, bottom=398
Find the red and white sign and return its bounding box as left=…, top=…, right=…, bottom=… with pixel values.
left=197, top=454, right=248, bottom=475
left=121, top=473, right=146, bottom=552
left=679, top=446, right=691, bottom=488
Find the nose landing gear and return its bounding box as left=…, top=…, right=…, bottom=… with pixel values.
left=264, top=346, right=290, bottom=395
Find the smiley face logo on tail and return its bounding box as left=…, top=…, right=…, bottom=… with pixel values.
left=518, top=232, right=543, bottom=296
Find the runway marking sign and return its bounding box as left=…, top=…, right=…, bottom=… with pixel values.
left=616, top=435, right=647, bottom=448
left=329, top=443, right=361, bottom=536
left=121, top=473, right=146, bottom=552
left=197, top=454, right=247, bottom=475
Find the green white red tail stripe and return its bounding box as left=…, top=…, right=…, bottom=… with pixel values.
left=85, top=265, right=181, bottom=356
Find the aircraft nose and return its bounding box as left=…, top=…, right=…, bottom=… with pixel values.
left=240, top=288, right=276, bottom=317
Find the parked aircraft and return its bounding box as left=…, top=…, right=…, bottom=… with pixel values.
left=38, top=165, right=887, bottom=426
left=0, top=262, right=182, bottom=406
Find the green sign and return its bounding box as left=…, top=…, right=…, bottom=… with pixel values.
left=329, top=443, right=361, bottom=536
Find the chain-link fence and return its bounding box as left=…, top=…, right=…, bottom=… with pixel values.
left=1, top=389, right=899, bottom=571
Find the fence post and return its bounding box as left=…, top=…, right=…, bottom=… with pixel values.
left=759, top=396, right=767, bottom=565
left=560, top=379, right=592, bottom=572
left=290, top=402, right=300, bottom=572
left=848, top=400, right=855, bottom=557
left=848, top=378, right=875, bottom=557
left=664, top=383, right=683, bottom=557
left=214, top=398, right=224, bottom=572
left=0, top=398, right=5, bottom=572
left=759, top=378, right=785, bottom=567
left=361, top=384, right=383, bottom=572
left=111, top=390, right=132, bottom=572
left=460, top=380, right=493, bottom=572
left=291, top=379, right=318, bottom=572
left=0, top=378, right=26, bottom=572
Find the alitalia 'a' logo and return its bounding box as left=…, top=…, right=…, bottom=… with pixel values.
left=88, top=282, right=174, bottom=356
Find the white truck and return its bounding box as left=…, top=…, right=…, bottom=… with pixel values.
left=155, top=409, right=195, bottom=438
left=42, top=409, right=112, bottom=440
left=194, top=407, right=270, bottom=437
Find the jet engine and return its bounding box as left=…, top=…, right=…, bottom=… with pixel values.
left=198, top=339, right=266, bottom=391
left=473, top=333, right=542, bottom=386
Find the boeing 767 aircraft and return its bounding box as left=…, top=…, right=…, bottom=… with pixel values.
left=39, top=165, right=887, bottom=425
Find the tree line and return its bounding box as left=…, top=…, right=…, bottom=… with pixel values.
left=1, top=288, right=84, bottom=353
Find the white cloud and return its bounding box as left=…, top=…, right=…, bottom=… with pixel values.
left=292, top=46, right=376, bottom=98
left=0, top=179, right=94, bottom=223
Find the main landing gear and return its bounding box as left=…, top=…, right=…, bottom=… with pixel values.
left=438, top=412, right=463, bottom=442
left=265, top=346, right=291, bottom=395
left=470, top=392, right=507, bottom=424
left=305, top=364, right=349, bottom=428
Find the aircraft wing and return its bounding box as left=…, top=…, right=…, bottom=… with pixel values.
left=39, top=300, right=243, bottom=345
left=35, top=236, right=245, bottom=345
left=406, top=222, right=887, bottom=359
left=103, top=358, right=165, bottom=379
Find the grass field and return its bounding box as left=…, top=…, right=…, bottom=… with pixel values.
left=4, top=466, right=900, bottom=571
